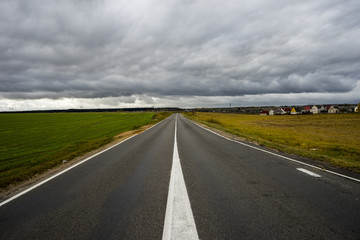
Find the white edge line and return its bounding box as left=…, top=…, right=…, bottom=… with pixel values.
left=297, top=168, right=321, bottom=178
left=185, top=116, right=360, bottom=183
left=0, top=117, right=169, bottom=207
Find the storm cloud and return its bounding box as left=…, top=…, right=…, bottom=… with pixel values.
left=1, top=0, right=360, bottom=108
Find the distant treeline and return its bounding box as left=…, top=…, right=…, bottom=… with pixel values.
left=1, top=107, right=182, bottom=113
left=2, top=104, right=358, bottom=114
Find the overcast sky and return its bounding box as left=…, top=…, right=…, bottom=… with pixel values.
left=1, top=0, right=359, bottom=110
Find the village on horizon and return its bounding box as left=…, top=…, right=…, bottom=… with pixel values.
left=2, top=103, right=359, bottom=115
left=193, top=103, right=359, bottom=115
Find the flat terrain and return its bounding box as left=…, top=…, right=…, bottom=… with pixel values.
left=0, top=112, right=168, bottom=190
left=185, top=112, right=360, bottom=172
left=0, top=114, right=359, bottom=239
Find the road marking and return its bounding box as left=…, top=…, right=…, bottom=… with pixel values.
left=186, top=116, right=360, bottom=183
left=297, top=168, right=321, bottom=177
left=0, top=118, right=168, bottom=208
left=163, top=114, right=199, bottom=240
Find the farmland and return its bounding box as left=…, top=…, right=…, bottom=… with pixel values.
left=0, top=112, right=169, bottom=190
left=185, top=112, right=360, bottom=172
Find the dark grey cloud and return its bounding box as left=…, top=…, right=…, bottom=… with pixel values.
left=0, top=0, right=360, bottom=105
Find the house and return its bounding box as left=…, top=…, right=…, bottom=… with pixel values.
left=355, top=106, right=359, bottom=113
left=269, top=109, right=283, bottom=115
left=281, top=107, right=292, bottom=114
left=291, top=107, right=301, bottom=115
left=310, top=105, right=320, bottom=114
left=260, top=110, right=269, bottom=115
left=302, top=106, right=311, bottom=114
left=327, top=105, right=339, bottom=114
left=339, top=105, right=354, bottom=113
left=318, top=105, right=327, bottom=113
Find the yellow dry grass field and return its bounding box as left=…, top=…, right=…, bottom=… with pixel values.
left=185, top=112, right=360, bottom=172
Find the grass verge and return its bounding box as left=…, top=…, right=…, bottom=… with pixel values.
left=0, top=112, right=171, bottom=190
left=184, top=112, right=360, bottom=173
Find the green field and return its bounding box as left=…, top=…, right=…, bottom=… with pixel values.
left=185, top=112, right=360, bottom=172
left=0, top=112, right=170, bottom=190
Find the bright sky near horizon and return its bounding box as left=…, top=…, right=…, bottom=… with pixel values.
left=1, top=0, right=359, bottom=110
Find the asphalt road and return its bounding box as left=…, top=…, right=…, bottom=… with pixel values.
left=1, top=114, right=360, bottom=239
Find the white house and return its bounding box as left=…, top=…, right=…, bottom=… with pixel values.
left=269, top=109, right=283, bottom=115
left=310, top=105, right=320, bottom=114
left=327, top=105, right=339, bottom=114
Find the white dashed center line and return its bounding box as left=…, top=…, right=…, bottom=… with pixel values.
left=297, top=168, right=321, bottom=178
left=162, top=114, right=199, bottom=240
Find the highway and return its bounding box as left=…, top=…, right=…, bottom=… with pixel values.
left=1, top=114, right=359, bottom=239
